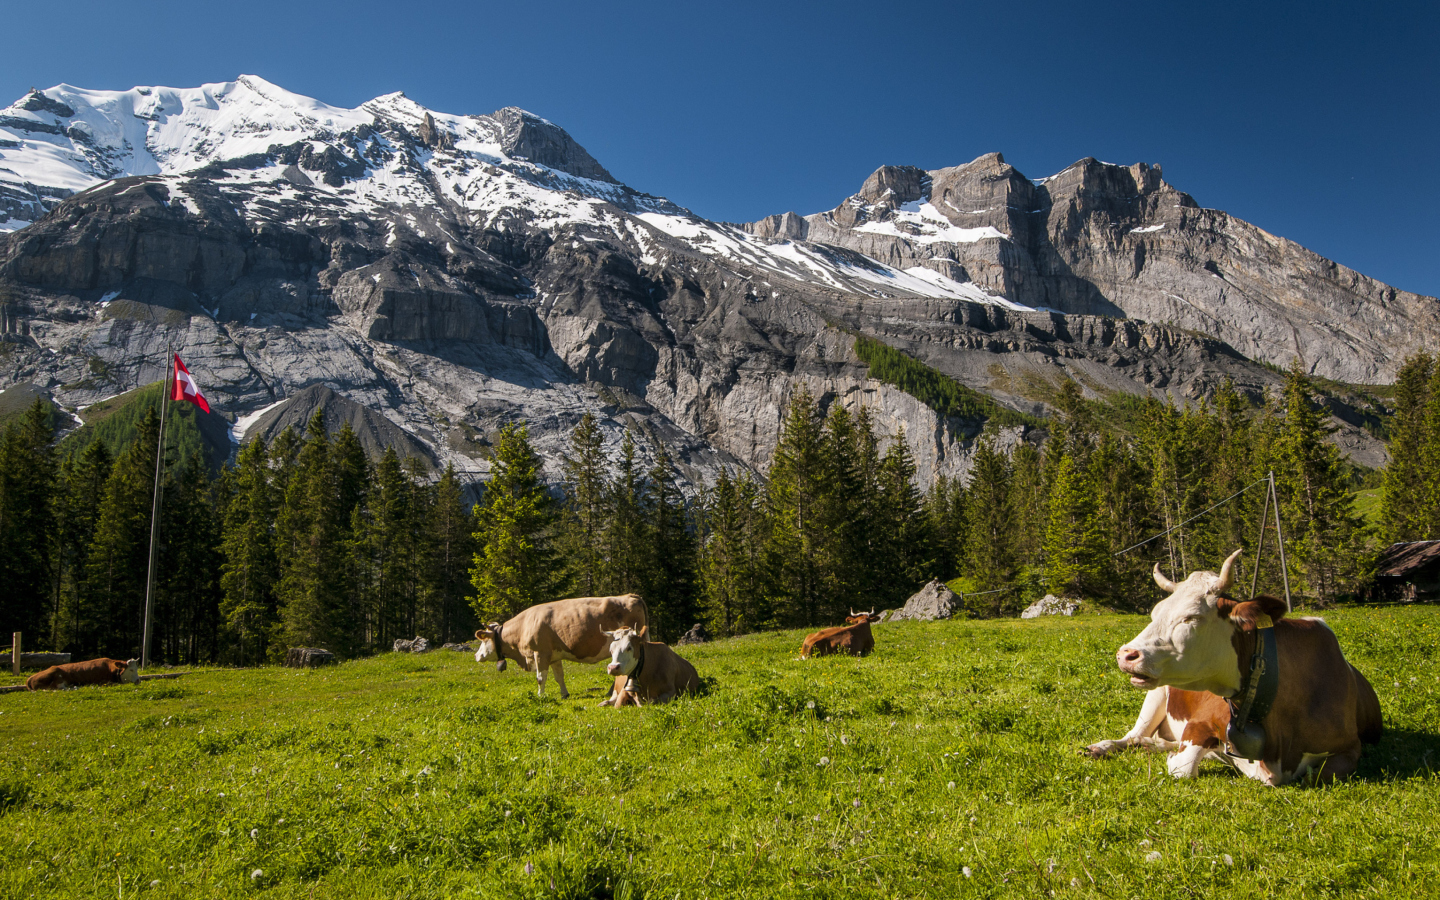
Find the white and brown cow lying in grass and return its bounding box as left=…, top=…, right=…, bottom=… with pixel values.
left=474, top=593, right=648, bottom=699
left=27, top=658, right=139, bottom=691
left=597, top=626, right=699, bottom=707
left=1087, top=549, right=1382, bottom=785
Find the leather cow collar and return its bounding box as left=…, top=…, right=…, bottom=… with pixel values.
left=492, top=623, right=508, bottom=673
left=1226, top=605, right=1279, bottom=761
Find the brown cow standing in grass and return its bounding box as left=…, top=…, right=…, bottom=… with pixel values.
left=1086, top=550, right=1383, bottom=785
left=27, top=658, right=139, bottom=691
left=800, top=610, right=880, bottom=659
left=597, top=626, right=699, bottom=707
left=474, top=593, right=648, bottom=699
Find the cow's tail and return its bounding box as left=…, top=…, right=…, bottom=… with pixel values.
left=1352, top=664, right=1383, bottom=745
left=631, top=593, right=651, bottom=633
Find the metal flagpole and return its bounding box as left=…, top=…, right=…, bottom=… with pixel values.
left=1269, top=471, right=1293, bottom=611
left=141, top=347, right=173, bottom=669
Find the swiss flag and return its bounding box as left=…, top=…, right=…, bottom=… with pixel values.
left=171, top=353, right=211, bottom=413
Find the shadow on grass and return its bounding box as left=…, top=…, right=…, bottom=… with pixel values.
left=1355, top=727, right=1438, bottom=782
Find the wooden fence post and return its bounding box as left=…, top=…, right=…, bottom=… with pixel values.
left=11, top=633, right=19, bottom=677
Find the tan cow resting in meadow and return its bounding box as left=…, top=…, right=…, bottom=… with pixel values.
left=597, top=626, right=699, bottom=707
left=474, top=593, right=648, bottom=698
left=1086, top=550, right=1383, bottom=785
left=800, top=610, right=880, bottom=659
left=27, top=658, right=139, bottom=691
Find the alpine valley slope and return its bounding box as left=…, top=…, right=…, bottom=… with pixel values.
left=1, top=76, right=1429, bottom=484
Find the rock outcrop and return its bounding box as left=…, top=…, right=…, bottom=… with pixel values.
left=1020, top=595, right=1080, bottom=619
left=886, top=580, right=964, bottom=622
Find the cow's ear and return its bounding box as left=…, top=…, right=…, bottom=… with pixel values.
left=1221, top=595, right=1288, bottom=630
left=475, top=629, right=490, bottom=640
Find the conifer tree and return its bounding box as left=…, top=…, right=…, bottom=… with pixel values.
left=699, top=468, right=766, bottom=635
left=53, top=439, right=112, bottom=651
left=368, top=446, right=418, bottom=643
left=155, top=453, right=222, bottom=663
left=1009, top=441, right=1047, bottom=571
left=924, top=474, right=966, bottom=581
left=873, top=431, right=931, bottom=605
left=1275, top=361, right=1368, bottom=601
left=643, top=437, right=699, bottom=639
left=0, top=398, right=57, bottom=640
left=276, top=411, right=351, bottom=655
left=962, top=437, right=1016, bottom=606
left=219, top=437, right=278, bottom=664
left=1424, top=362, right=1440, bottom=539
left=601, top=429, right=652, bottom=594
left=764, top=388, right=827, bottom=625
left=423, top=464, right=477, bottom=642
left=559, top=412, right=609, bottom=595
left=1378, top=352, right=1432, bottom=542
left=85, top=407, right=161, bottom=657
left=1043, top=453, right=1111, bottom=598
left=469, top=423, right=561, bottom=623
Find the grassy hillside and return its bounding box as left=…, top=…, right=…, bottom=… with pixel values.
left=854, top=336, right=1042, bottom=428
left=0, top=608, right=1435, bottom=899
left=64, top=381, right=232, bottom=472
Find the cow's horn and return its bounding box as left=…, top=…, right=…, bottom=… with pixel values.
left=1153, top=564, right=1179, bottom=593
left=1215, top=548, right=1242, bottom=592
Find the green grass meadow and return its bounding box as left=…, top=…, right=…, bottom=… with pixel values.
left=1, top=608, right=1436, bottom=899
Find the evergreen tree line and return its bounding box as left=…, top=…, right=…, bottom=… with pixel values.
left=0, top=355, right=1431, bottom=661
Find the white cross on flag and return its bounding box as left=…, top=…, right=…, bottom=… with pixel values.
left=171, top=353, right=211, bottom=413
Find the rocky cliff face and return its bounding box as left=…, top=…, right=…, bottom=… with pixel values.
left=763, top=153, right=1440, bottom=385
left=0, top=78, right=1420, bottom=487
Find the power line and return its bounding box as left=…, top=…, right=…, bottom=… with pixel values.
left=1112, top=476, right=1269, bottom=559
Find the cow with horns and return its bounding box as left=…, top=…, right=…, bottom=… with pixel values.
left=1086, top=549, right=1383, bottom=785
left=800, top=609, right=880, bottom=659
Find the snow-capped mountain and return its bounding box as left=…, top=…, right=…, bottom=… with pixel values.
left=1, top=77, right=1432, bottom=481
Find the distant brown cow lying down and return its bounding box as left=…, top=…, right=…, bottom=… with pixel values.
left=27, top=658, right=139, bottom=691
left=800, top=610, right=880, bottom=659
left=597, top=626, right=699, bottom=707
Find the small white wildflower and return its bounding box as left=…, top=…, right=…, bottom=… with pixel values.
left=947, top=781, right=956, bottom=789
left=1047, top=859, right=1058, bottom=873
left=853, top=799, right=861, bottom=807
left=1071, top=878, right=1080, bottom=888
left=962, top=866, right=972, bottom=878
left=1138, top=839, right=1151, bottom=848
left=841, top=734, right=849, bottom=745
left=523, top=861, right=533, bottom=876
left=250, top=869, right=263, bottom=881
left=276, top=818, right=284, bottom=824
left=150, top=881, right=160, bottom=888
left=806, top=700, right=815, bottom=709
left=1145, top=851, right=1162, bottom=863
left=249, top=828, right=258, bottom=840
left=1223, top=854, right=1234, bottom=866
left=418, top=765, right=433, bottom=777
left=818, top=756, right=830, bottom=766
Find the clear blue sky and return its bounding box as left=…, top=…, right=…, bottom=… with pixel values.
left=5, top=0, right=1437, bottom=297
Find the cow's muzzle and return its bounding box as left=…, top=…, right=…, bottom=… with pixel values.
left=1117, top=647, right=1155, bottom=686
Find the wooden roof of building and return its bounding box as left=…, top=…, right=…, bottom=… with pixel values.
left=1375, top=541, right=1440, bottom=578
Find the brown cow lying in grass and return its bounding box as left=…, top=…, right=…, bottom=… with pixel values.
left=597, top=626, right=698, bottom=707
left=800, top=610, right=880, bottom=659
left=27, top=658, right=139, bottom=691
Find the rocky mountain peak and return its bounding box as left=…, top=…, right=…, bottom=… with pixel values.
left=489, top=107, right=616, bottom=184
left=857, top=165, right=930, bottom=207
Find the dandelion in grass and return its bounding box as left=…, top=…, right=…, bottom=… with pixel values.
left=1138, top=839, right=1151, bottom=848
left=818, top=756, right=829, bottom=766
left=1223, top=854, right=1234, bottom=866
left=806, top=700, right=815, bottom=709
left=249, top=828, right=258, bottom=839
left=251, top=869, right=263, bottom=881
left=1145, top=851, right=1162, bottom=863
left=962, top=866, right=972, bottom=878
left=947, top=781, right=955, bottom=789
